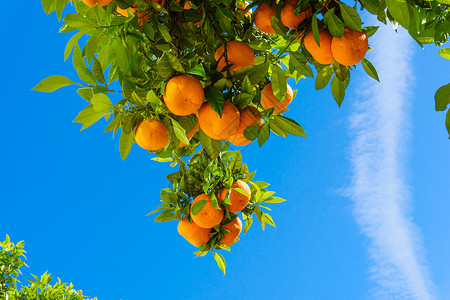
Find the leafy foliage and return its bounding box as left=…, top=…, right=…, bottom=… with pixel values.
left=0, top=236, right=95, bottom=300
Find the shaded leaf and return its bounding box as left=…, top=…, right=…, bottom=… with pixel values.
left=435, top=83, right=450, bottom=111
left=361, top=58, right=380, bottom=81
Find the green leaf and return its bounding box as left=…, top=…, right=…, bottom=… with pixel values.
left=361, top=58, right=380, bottom=81
left=242, top=76, right=252, bottom=94
left=359, top=0, right=381, bottom=14
left=42, top=0, right=56, bottom=14
left=146, top=90, right=160, bottom=104
left=262, top=196, right=286, bottom=203
left=289, top=51, right=313, bottom=78
left=438, top=48, right=450, bottom=60
left=157, top=53, right=175, bottom=80
left=117, top=43, right=130, bottom=75
left=330, top=73, right=350, bottom=107
left=363, top=26, right=379, bottom=38
left=243, top=216, right=253, bottom=234
left=199, top=129, right=222, bottom=158
left=32, top=75, right=78, bottom=93
left=315, top=65, right=334, bottom=90
left=154, top=210, right=176, bottom=222
left=311, top=13, right=320, bottom=46
left=437, top=0, right=450, bottom=4
left=446, top=109, right=450, bottom=139
left=247, top=61, right=270, bottom=84
left=270, top=15, right=288, bottom=36
left=92, top=57, right=106, bottom=85
left=157, top=23, right=173, bottom=43
left=435, top=83, right=450, bottom=111
left=385, top=0, right=412, bottom=29
left=119, top=131, right=135, bottom=160
left=91, top=93, right=113, bottom=112
left=324, top=9, right=344, bottom=38
left=257, top=122, right=270, bottom=147
left=76, top=67, right=97, bottom=85
left=247, top=39, right=272, bottom=51
left=270, top=64, right=287, bottom=102
left=171, top=118, right=189, bottom=145
left=73, top=104, right=106, bottom=130
left=77, top=88, right=93, bottom=102
left=187, top=64, right=207, bottom=78
left=192, top=200, right=207, bottom=215
left=64, top=32, right=84, bottom=61
left=263, top=213, right=276, bottom=228
left=339, top=3, right=362, bottom=31
left=205, top=86, right=225, bottom=117
left=213, top=252, right=226, bottom=275
left=271, top=115, right=307, bottom=137
left=243, top=125, right=258, bottom=141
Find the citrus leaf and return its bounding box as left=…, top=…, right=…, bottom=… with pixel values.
left=213, top=252, right=226, bottom=275
left=205, top=86, right=225, bottom=117
left=315, top=65, right=334, bottom=90
left=289, top=51, right=313, bottom=78
left=119, top=131, right=135, bottom=160
left=271, top=115, right=307, bottom=137
left=257, top=122, right=270, bottom=147
left=73, top=104, right=106, bottom=130
left=154, top=210, right=176, bottom=222
left=339, top=3, right=362, bottom=31
left=324, top=9, right=345, bottom=38
left=92, top=57, right=106, bottom=85
left=363, top=26, right=379, bottom=38
left=446, top=109, right=450, bottom=139
left=435, top=83, right=450, bottom=111
left=199, top=129, right=222, bottom=159
left=243, top=125, right=258, bottom=141
left=247, top=61, right=270, bottom=84
left=270, top=64, right=287, bottom=102
left=438, top=48, right=450, bottom=60
left=243, top=216, right=253, bottom=234
left=42, top=0, right=56, bottom=14
left=263, top=213, right=276, bottom=228
left=171, top=118, right=189, bottom=145
left=76, top=67, right=97, bottom=85
left=311, top=13, right=320, bottom=46
left=187, top=64, right=207, bottom=78
left=385, top=0, right=412, bottom=29
left=361, top=58, right=380, bottom=81
left=64, top=32, right=84, bottom=61
left=146, top=90, right=160, bottom=104
left=262, top=196, right=286, bottom=203
left=191, top=200, right=207, bottom=215
left=91, top=93, right=113, bottom=112
left=330, top=73, right=350, bottom=108
left=32, top=75, right=78, bottom=93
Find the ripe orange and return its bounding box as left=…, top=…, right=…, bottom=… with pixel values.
left=198, top=101, right=240, bottom=140
left=260, top=82, right=294, bottom=113
left=179, top=122, right=199, bottom=147
left=214, top=41, right=255, bottom=72
left=228, top=107, right=262, bottom=146
left=190, top=194, right=224, bottom=229
left=164, top=75, right=205, bottom=116
left=254, top=2, right=277, bottom=34
left=303, top=29, right=335, bottom=65
left=178, top=216, right=211, bottom=247
left=281, top=1, right=311, bottom=29
left=218, top=180, right=251, bottom=213
left=220, top=217, right=242, bottom=246
left=134, top=119, right=169, bottom=151
left=81, top=0, right=112, bottom=6
left=331, top=28, right=368, bottom=66
left=116, top=6, right=137, bottom=17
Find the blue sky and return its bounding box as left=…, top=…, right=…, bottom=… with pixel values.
left=1, top=2, right=449, bottom=299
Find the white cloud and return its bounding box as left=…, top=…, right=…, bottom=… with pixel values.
left=348, top=21, right=437, bottom=299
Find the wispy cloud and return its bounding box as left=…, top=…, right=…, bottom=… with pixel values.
left=348, top=22, right=436, bottom=299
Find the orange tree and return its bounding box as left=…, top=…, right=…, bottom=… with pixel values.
left=33, top=0, right=450, bottom=273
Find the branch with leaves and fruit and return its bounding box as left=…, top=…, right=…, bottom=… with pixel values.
left=33, top=0, right=449, bottom=273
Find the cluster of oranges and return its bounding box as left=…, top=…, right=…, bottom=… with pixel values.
left=178, top=180, right=251, bottom=247
left=134, top=39, right=294, bottom=151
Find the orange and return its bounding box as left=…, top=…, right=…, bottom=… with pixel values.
left=260, top=82, right=294, bottom=113
left=179, top=122, right=199, bottom=147
left=281, top=1, right=311, bottom=29
left=214, top=41, right=255, bottom=72
left=190, top=194, right=224, bottom=229
left=254, top=2, right=277, bottom=34
left=164, top=75, right=205, bottom=116
left=198, top=101, right=240, bottom=140
left=178, top=216, right=211, bottom=247
left=303, top=29, right=335, bottom=65
left=331, top=28, right=368, bottom=66
left=218, top=180, right=251, bottom=213
left=81, top=0, right=112, bottom=6
left=134, top=119, right=169, bottom=151
left=220, top=217, right=242, bottom=246
left=117, top=6, right=137, bottom=17
left=228, top=107, right=262, bottom=146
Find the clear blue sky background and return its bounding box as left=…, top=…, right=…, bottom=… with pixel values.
left=1, top=2, right=449, bottom=299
